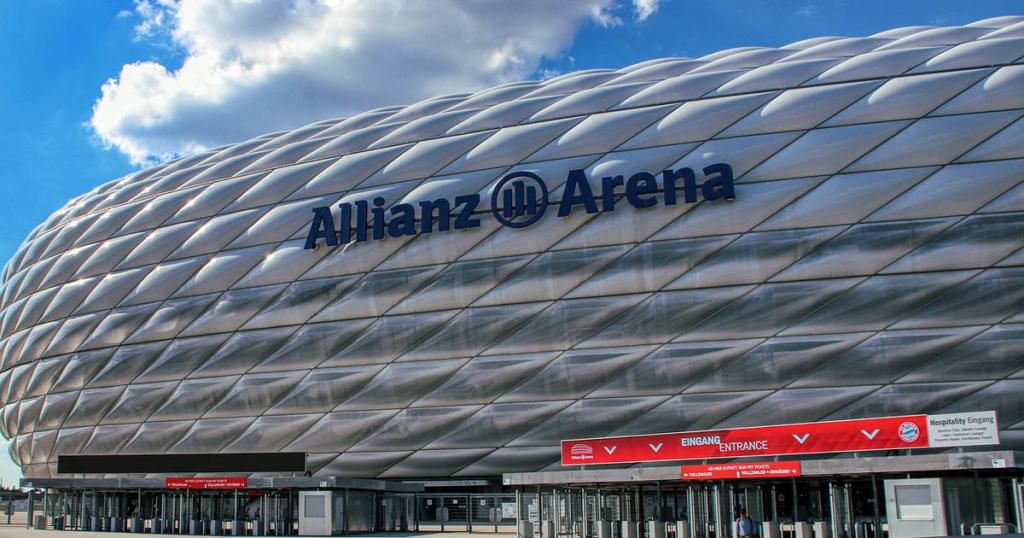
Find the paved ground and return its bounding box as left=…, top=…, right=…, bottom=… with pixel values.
left=0, top=526, right=516, bottom=537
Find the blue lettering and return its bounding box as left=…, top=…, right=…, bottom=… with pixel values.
left=625, top=172, right=658, bottom=208
left=702, top=163, right=735, bottom=201
left=305, top=162, right=736, bottom=250
left=371, top=197, right=386, bottom=240
left=453, top=194, right=481, bottom=229
left=419, top=198, right=451, bottom=233
left=600, top=175, right=624, bottom=212
left=303, top=206, right=337, bottom=250
left=558, top=169, right=599, bottom=216
left=388, top=203, right=417, bottom=237
left=662, top=168, right=697, bottom=205
left=338, top=203, right=352, bottom=244
left=354, top=200, right=369, bottom=242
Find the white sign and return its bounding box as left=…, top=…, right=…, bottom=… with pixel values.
left=926, top=411, right=999, bottom=448
left=501, top=502, right=517, bottom=519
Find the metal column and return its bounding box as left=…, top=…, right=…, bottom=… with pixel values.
left=828, top=483, right=840, bottom=538
left=26, top=489, right=34, bottom=529
left=657, top=483, right=663, bottom=522
left=263, top=493, right=269, bottom=535
left=792, top=479, right=799, bottom=524
left=871, top=475, right=881, bottom=538
left=1013, top=478, right=1024, bottom=535
left=686, top=487, right=696, bottom=538
left=517, top=490, right=524, bottom=537
left=843, top=482, right=854, bottom=538
left=712, top=484, right=724, bottom=538
left=582, top=488, right=589, bottom=538
left=567, top=489, right=574, bottom=537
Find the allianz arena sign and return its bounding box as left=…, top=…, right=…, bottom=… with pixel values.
left=303, top=162, right=736, bottom=249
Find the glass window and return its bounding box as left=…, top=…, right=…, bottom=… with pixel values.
left=895, top=485, right=933, bottom=520
left=304, top=495, right=325, bottom=518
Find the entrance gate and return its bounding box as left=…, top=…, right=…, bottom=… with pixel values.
left=20, top=476, right=426, bottom=535
left=514, top=478, right=903, bottom=538
left=416, top=493, right=517, bottom=533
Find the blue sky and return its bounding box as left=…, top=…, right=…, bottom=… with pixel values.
left=0, top=0, right=1018, bottom=487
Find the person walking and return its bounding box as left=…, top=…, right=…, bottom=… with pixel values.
left=735, top=508, right=757, bottom=538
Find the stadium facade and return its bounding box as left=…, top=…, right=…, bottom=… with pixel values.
left=2, top=16, right=1024, bottom=488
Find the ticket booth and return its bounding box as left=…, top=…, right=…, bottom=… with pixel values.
left=884, top=478, right=948, bottom=538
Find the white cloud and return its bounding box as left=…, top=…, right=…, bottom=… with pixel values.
left=633, top=0, right=660, bottom=22
left=591, top=4, right=624, bottom=28
left=92, top=0, right=662, bottom=165
left=131, top=0, right=176, bottom=38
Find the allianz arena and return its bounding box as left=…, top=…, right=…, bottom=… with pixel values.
left=2, top=17, right=1023, bottom=482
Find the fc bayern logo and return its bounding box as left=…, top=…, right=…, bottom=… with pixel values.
left=898, top=422, right=920, bottom=443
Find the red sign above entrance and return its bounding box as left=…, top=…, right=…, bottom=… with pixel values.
left=561, top=415, right=929, bottom=465
left=680, top=461, right=802, bottom=480
left=164, top=477, right=248, bottom=489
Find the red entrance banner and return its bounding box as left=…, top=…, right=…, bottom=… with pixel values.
left=561, top=415, right=928, bottom=465
left=164, top=477, right=248, bottom=489
left=680, top=461, right=802, bottom=480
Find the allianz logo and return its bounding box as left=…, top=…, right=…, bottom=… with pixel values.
left=303, top=162, right=735, bottom=250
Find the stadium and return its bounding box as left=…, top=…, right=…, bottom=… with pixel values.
left=1, top=15, right=1022, bottom=536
